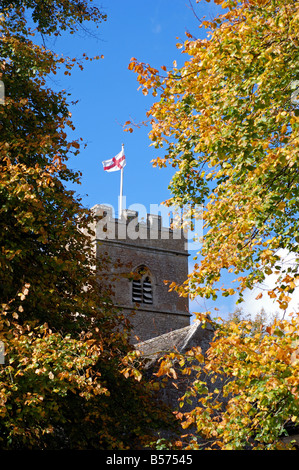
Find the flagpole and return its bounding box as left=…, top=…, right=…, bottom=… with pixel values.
left=119, top=144, right=124, bottom=217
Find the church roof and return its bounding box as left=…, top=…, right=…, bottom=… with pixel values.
left=134, top=320, right=214, bottom=368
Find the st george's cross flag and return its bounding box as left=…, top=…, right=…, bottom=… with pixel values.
left=102, top=147, right=126, bottom=172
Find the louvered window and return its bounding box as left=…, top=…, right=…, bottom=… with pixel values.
left=132, top=268, right=153, bottom=305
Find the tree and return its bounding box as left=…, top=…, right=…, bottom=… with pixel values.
left=156, top=315, right=299, bottom=450
left=0, top=1, right=174, bottom=449
left=228, top=306, right=278, bottom=335
left=127, top=0, right=299, bottom=449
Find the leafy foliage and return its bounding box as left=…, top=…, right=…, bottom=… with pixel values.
left=156, top=315, right=299, bottom=450
left=127, top=0, right=299, bottom=450
left=0, top=1, right=174, bottom=449
left=127, top=0, right=299, bottom=307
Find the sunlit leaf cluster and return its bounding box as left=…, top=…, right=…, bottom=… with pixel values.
left=0, top=1, right=174, bottom=449
left=128, top=0, right=299, bottom=450
left=128, top=0, right=299, bottom=307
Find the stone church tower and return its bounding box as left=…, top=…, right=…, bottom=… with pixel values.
left=91, top=204, right=190, bottom=342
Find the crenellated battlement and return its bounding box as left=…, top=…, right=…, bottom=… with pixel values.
left=91, top=203, right=190, bottom=341
left=91, top=204, right=188, bottom=252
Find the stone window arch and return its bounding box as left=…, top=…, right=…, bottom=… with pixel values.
left=132, top=265, right=153, bottom=305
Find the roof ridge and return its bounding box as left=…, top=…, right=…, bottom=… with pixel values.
left=134, top=323, right=194, bottom=349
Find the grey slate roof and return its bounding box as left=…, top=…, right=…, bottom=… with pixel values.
left=134, top=320, right=214, bottom=368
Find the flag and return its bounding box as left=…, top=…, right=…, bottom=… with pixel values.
left=102, top=147, right=126, bottom=172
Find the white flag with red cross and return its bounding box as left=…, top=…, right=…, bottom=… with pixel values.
left=102, top=147, right=126, bottom=172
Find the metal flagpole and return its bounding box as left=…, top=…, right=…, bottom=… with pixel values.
left=119, top=144, right=124, bottom=217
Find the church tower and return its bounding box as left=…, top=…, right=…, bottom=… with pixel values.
left=91, top=204, right=190, bottom=342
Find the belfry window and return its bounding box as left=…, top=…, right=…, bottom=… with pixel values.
left=132, top=267, right=153, bottom=305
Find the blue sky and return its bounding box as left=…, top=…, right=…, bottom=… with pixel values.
left=43, top=0, right=230, bottom=318
left=49, top=0, right=222, bottom=211
left=42, top=0, right=293, bottom=321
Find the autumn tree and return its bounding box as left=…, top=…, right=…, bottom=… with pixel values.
left=0, top=1, right=174, bottom=449
left=128, top=0, right=299, bottom=449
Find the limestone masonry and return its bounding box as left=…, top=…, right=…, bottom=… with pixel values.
left=91, top=204, right=190, bottom=342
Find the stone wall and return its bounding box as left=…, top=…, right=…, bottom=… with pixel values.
left=91, top=204, right=190, bottom=342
